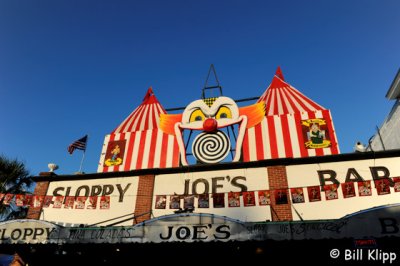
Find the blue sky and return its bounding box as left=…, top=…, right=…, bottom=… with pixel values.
left=1, top=0, right=399, bottom=176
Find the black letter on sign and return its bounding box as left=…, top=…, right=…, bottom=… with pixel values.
left=370, top=166, right=394, bottom=186
left=91, top=185, right=102, bottom=196
left=102, top=185, right=114, bottom=196
left=116, top=184, right=131, bottom=202
left=379, top=218, right=399, bottom=234
left=231, top=176, right=247, bottom=191
left=212, top=177, right=224, bottom=194
left=192, top=225, right=208, bottom=240
left=345, top=168, right=364, bottom=183
left=192, top=179, right=209, bottom=195
left=53, top=187, right=65, bottom=196
left=159, top=226, right=173, bottom=240
left=75, top=186, right=90, bottom=197
left=175, top=226, right=191, bottom=240
left=214, top=225, right=230, bottom=240
left=318, top=170, right=339, bottom=191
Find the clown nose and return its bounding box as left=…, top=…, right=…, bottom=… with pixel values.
left=203, top=118, right=218, bottom=132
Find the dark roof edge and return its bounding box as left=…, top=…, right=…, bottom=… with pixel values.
left=33, top=149, right=400, bottom=182
left=385, top=68, right=400, bottom=100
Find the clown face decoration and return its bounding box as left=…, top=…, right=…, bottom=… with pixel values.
left=160, top=96, right=265, bottom=166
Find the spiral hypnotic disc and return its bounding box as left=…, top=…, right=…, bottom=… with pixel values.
left=192, top=130, right=230, bottom=164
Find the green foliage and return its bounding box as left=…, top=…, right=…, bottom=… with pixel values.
left=0, top=155, right=33, bottom=221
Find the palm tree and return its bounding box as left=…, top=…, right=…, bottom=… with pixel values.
left=0, top=155, right=33, bottom=220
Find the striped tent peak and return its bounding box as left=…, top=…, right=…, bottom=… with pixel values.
left=258, top=67, right=326, bottom=116
left=112, top=87, right=166, bottom=133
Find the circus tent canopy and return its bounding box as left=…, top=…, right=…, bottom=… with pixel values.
left=112, top=87, right=166, bottom=134
left=258, top=67, right=325, bottom=116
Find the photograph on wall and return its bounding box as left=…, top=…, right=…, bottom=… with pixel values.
left=75, top=196, right=87, bottom=209
left=64, top=196, right=75, bottom=209
left=324, top=184, right=339, bottom=200
left=212, top=193, right=225, bottom=208
left=2, top=194, right=13, bottom=205
left=258, top=190, right=271, bottom=205
left=33, top=195, right=44, bottom=208
left=42, top=196, right=53, bottom=208
left=375, top=179, right=391, bottom=195
left=274, top=189, right=288, bottom=205
left=393, top=177, right=400, bottom=192
left=100, top=196, right=111, bottom=209
left=104, top=139, right=126, bottom=167
left=228, top=192, right=240, bottom=207
left=290, top=187, right=305, bottom=203
left=87, top=196, right=98, bottom=209
left=243, top=191, right=256, bottom=207
left=183, top=195, right=194, bottom=209
left=358, top=181, right=372, bottom=196
left=198, top=194, right=209, bottom=208
left=169, top=195, right=181, bottom=209
left=307, top=186, right=321, bottom=202
left=155, top=195, right=167, bottom=209
left=301, top=118, right=331, bottom=149
left=53, top=196, right=64, bottom=208
left=341, top=182, right=356, bottom=198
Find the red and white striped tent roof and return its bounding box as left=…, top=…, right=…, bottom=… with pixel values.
left=241, top=67, right=340, bottom=162
left=258, top=67, right=325, bottom=115
left=99, top=88, right=180, bottom=172
left=112, top=87, right=166, bottom=134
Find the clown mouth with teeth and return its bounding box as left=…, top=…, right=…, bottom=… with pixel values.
left=160, top=96, right=265, bottom=166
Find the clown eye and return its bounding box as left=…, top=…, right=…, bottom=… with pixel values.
left=216, top=106, right=232, bottom=120
left=189, top=109, right=206, bottom=122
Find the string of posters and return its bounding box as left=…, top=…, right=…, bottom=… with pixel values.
left=155, top=179, right=400, bottom=209
left=0, top=179, right=398, bottom=210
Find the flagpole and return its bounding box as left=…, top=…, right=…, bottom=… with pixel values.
left=78, top=135, right=89, bottom=173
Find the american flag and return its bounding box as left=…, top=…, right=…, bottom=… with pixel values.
left=68, top=135, right=88, bottom=154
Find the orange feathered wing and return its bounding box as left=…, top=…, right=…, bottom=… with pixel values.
left=239, top=102, right=265, bottom=128
left=159, top=113, right=183, bottom=135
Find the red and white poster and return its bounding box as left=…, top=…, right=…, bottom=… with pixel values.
left=3, top=194, right=13, bottom=205
left=104, top=140, right=126, bottom=167
left=53, top=196, right=64, bottom=208
left=243, top=191, right=256, bottom=207
left=228, top=192, right=240, bottom=207
left=183, top=196, right=194, bottom=209
left=75, top=196, right=87, bottom=209
left=358, top=181, right=372, bottom=196
left=393, top=177, right=400, bottom=192
left=212, top=193, right=225, bottom=208
left=155, top=195, right=167, bottom=209
left=99, top=196, right=110, bottom=209
left=324, top=184, right=339, bottom=200
left=87, top=196, right=98, bottom=209
left=64, top=196, right=75, bottom=209
left=33, top=195, right=44, bottom=208
left=290, top=187, right=305, bottom=203
left=301, top=118, right=331, bottom=149
left=258, top=190, right=271, bottom=205
left=274, top=189, right=288, bottom=205
left=375, top=179, right=391, bottom=195
left=43, top=196, right=53, bottom=208
left=169, top=195, right=180, bottom=209
left=341, top=182, right=356, bottom=198
left=15, top=195, right=25, bottom=207
left=24, top=195, right=33, bottom=207
left=198, top=194, right=209, bottom=208
left=307, top=186, right=321, bottom=202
